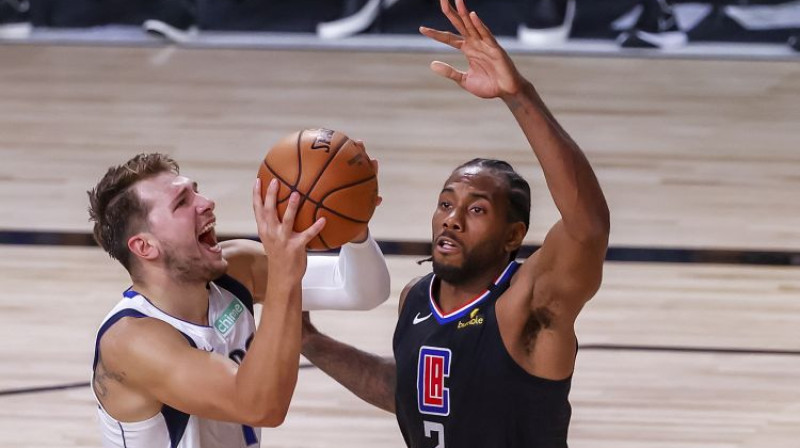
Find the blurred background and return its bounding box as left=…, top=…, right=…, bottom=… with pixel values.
left=0, top=0, right=799, bottom=447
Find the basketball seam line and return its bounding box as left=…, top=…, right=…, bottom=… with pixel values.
left=298, top=130, right=347, bottom=249
left=294, top=130, right=303, bottom=190
left=262, top=160, right=374, bottom=223
left=304, top=133, right=350, bottom=201
left=261, top=160, right=294, bottom=204
left=313, top=175, right=376, bottom=224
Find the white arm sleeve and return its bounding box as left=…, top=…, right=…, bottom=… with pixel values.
left=300, top=233, right=391, bottom=311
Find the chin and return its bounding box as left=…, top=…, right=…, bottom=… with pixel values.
left=432, top=259, right=470, bottom=285
left=211, top=259, right=228, bottom=279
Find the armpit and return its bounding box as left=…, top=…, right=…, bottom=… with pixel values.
left=521, top=307, right=554, bottom=353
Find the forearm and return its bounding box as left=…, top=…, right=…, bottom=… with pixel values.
left=504, top=81, right=610, bottom=238
left=235, top=281, right=302, bottom=425
left=302, top=233, right=391, bottom=310
left=303, top=332, right=396, bottom=413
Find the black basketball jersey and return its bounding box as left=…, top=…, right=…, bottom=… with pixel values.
left=393, top=261, right=572, bottom=448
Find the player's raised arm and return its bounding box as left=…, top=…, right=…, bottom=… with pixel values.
left=421, top=0, right=609, bottom=315
left=98, top=178, right=324, bottom=427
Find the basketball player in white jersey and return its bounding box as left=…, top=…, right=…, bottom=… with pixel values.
left=88, top=153, right=390, bottom=448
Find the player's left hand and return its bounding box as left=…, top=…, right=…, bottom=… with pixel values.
left=420, top=0, right=524, bottom=100
left=351, top=140, right=382, bottom=244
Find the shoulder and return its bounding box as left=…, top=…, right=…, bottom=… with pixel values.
left=100, top=316, right=193, bottom=372
left=221, top=239, right=266, bottom=297
left=398, top=275, right=426, bottom=315
left=100, top=317, right=189, bottom=357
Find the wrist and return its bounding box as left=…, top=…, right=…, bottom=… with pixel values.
left=501, top=80, right=534, bottom=106
left=301, top=330, right=323, bottom=356
left=350, top=227, right=370, bottom=244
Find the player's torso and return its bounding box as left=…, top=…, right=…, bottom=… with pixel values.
left=93, top=275, right=261, bottom=448
left=393, top=262, right=572, bottom=448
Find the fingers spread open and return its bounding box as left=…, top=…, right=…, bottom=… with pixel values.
left=301, top=217, right=326, bottom=244
left=281, top=192, right=301, bottom=233
left=255, top=178, right=281, bottom=228
left=455, top=0, right=479, bottom=39
left=469, top=10, right=496, bottom=44
left=420, top=26, right=463, bottom=49
left=252, top=178, right=262, bottom=213
left=439, top=0, right=467, bottom=36
left=430, top=61, right=464, bottom=85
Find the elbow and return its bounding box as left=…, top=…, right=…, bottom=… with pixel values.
left=595, top=206, right=611, bottom=241
left=584, top=204, right=611, bottom=244
left=256, top=410, right=287, bottom=428
left=349, top=268, right=392, bottom=311
left=248, top=404, right=289, bottom=428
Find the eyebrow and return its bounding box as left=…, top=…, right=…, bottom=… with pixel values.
left=170, top=181, right=198, bottom=209
left=440, top=187, right=492, bottom=202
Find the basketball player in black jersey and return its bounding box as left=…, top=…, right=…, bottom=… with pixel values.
left=301, top=0, right=609, bottom=446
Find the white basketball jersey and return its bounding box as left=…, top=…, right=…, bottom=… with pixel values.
left=92, top=275, right=261, bottom=448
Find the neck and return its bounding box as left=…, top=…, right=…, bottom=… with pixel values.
left=132, top=272, right=210, bottom=326
left=437, top=259, right=511, bottom=314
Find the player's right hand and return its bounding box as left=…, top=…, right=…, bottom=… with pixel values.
left=420, top=0, right=524, bottom=100
left=253, top=178, right=326, bottom=282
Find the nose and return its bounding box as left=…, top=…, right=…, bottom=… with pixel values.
left=197, top=195, right=215, bottom=214
left=442, top=208, right=463, bottom=231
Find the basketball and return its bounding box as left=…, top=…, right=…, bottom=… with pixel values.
left=257, top=128, right=379, bottom=250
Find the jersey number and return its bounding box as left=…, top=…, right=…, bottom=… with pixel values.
left=424, top=421, right=445, bottom=448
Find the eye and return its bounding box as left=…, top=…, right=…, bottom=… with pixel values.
left=439, top=201, right=451, bottom=210
left=174, top=197, right=187, bottom=211
left=470, top=206, right=485, bottom=214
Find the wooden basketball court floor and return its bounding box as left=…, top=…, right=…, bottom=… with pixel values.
left=0, top=43, right=798, bottom=447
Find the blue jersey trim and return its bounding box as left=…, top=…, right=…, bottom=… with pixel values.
left=429, top=261, right=520, bottom=324
left=242, top=425, right=259, bottom=445
left=213, top=274, right=255, bottom=316
left=123, top=288, right=214, bottom=329
left=93, top=309, right=147, bottom=370
left=93, top=310, right=197, bottom=371
left=161, top=404, right=191, bottom=448
left=118, top=422, right=128, bottom=448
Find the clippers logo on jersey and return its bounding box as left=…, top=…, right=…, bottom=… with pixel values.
left=417, top=346, right=451, bottom=416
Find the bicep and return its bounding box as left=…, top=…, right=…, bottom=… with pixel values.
left=103, top=319, right=256, bottom=425
left=529, top=220, right=607, bottom=319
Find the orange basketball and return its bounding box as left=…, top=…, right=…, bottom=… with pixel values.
left=257, top=128, right=378, bottom=250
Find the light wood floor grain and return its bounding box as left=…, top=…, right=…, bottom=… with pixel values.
left=0, top=43, right=798, bottom=447
left=0, top=45, right=798, bottom=249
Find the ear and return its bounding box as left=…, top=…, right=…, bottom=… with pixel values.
left=128, top=233, right=159, bottom=262
left=504, top=222, right=527, bottom=254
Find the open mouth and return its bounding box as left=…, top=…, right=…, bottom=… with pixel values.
left=198, top=221, right=221, bottom=253
left=435, top=235, right=461, bottom=254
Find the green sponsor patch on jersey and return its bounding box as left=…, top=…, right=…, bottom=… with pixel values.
left=215, top=299, right=245, bottom=335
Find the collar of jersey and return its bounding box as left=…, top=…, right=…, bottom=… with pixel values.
left=123, top=287, right=214, bottom=329
left=428, top=261, right=520, bottom=325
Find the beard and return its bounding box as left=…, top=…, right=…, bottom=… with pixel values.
left=432, top=244, right=500, bottom=286
left=162, top=242, right=226, bottom=284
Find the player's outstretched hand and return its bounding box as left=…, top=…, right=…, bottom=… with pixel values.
left=420, top=0, right=525, bottom=100
left=253, top=178, right=326, bottom=283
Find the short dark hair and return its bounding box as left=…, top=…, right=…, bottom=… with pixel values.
left=87, top=153, right=179, bottom=271
left=454, top=158, right=531, bottom=230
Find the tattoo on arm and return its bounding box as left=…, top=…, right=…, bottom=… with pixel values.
left=93, top=360, right=126, bottom=399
